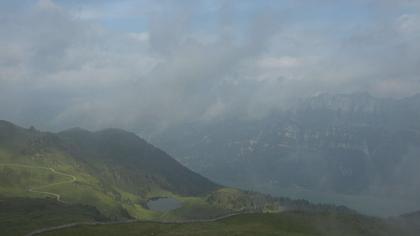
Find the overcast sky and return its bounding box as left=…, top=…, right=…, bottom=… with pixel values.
left=0, top=0, right=419, bottom=131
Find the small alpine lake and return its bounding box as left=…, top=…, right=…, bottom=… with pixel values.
left=147, top=197, right=182, bottom=212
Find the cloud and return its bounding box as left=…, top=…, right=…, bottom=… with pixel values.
left=0, top=0, right=419, bottom=131
left=37, top=0, right=61, bottom=11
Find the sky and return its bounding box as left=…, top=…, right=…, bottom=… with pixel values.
left=0, top=0, right=419, bottom=131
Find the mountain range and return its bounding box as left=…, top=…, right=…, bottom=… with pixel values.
left=150, top=93, right=420, bottom=216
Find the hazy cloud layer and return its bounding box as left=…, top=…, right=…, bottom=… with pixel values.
left=0, top=0, right=419, bottom=131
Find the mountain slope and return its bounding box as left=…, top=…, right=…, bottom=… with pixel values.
left=58, top=127, right=219, bottom=196
left=0, top=120, right=220, bottom=219
left=400, top=210, right=420, bottom=233
left=3, top=120, right=325, bottom=223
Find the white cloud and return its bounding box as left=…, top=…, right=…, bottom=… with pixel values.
left=258, top=56, right=301, bottom=69
left=202, top=99, right=227, bottom=121
left=396, top=14, right=420, bottom=37
left=373, top=79, right=420, bottom=97
left=0, top=0, right=419, bottom=131
left=37, top=0, right=60, bottom=11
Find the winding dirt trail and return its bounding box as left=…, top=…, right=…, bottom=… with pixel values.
left=1, top=164, right=259, bottom=236
left=0, top=163, right=76, bottom=202
left=25, top=212, right=256, bottom=236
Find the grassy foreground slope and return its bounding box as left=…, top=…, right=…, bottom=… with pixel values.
left=0, top=198, right=107, bottom=236
left=41, top=212, right=417, bottom=236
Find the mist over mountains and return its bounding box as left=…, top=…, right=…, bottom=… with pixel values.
left=150, top=92, right=420, bottom=216
left=1, top=1, right=420, bottom=235
left=2, top=0, right=420, bottom=133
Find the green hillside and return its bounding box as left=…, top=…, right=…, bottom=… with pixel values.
left=0, top=197, right=107, bottom=236
left=58, top=127, right=220, bottom=196
left=0, top=120, right=227, bottom=220
left=0, top=120, right=289, bottom=222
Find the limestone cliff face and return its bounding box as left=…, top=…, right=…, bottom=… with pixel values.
left=151, top=93, right=420, bottom=198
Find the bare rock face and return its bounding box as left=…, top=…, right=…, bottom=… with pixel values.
left=150, top=93, right=420, bottom=215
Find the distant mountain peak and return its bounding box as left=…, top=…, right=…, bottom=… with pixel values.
left=298, top=92, right=386, bottom=113
left=96, top=128, right=139, bottom=138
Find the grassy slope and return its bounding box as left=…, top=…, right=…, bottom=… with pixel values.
left=41, top=212, right=417, bottom=236
left=0, top=148, right=128, bottom=219
left=1, top=121, right=286, bottom=224
left=0, top=120, right=224, bottom=220
left=5, top=120, right=338, bottom=223
left=0, top=198, right=107, bottom=236
left=0, top=149, right=239, bottom=221
left=58, top=127, right=220, bottom=196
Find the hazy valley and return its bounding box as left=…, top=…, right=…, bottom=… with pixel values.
left=151, top=93, right=420, bottom=216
